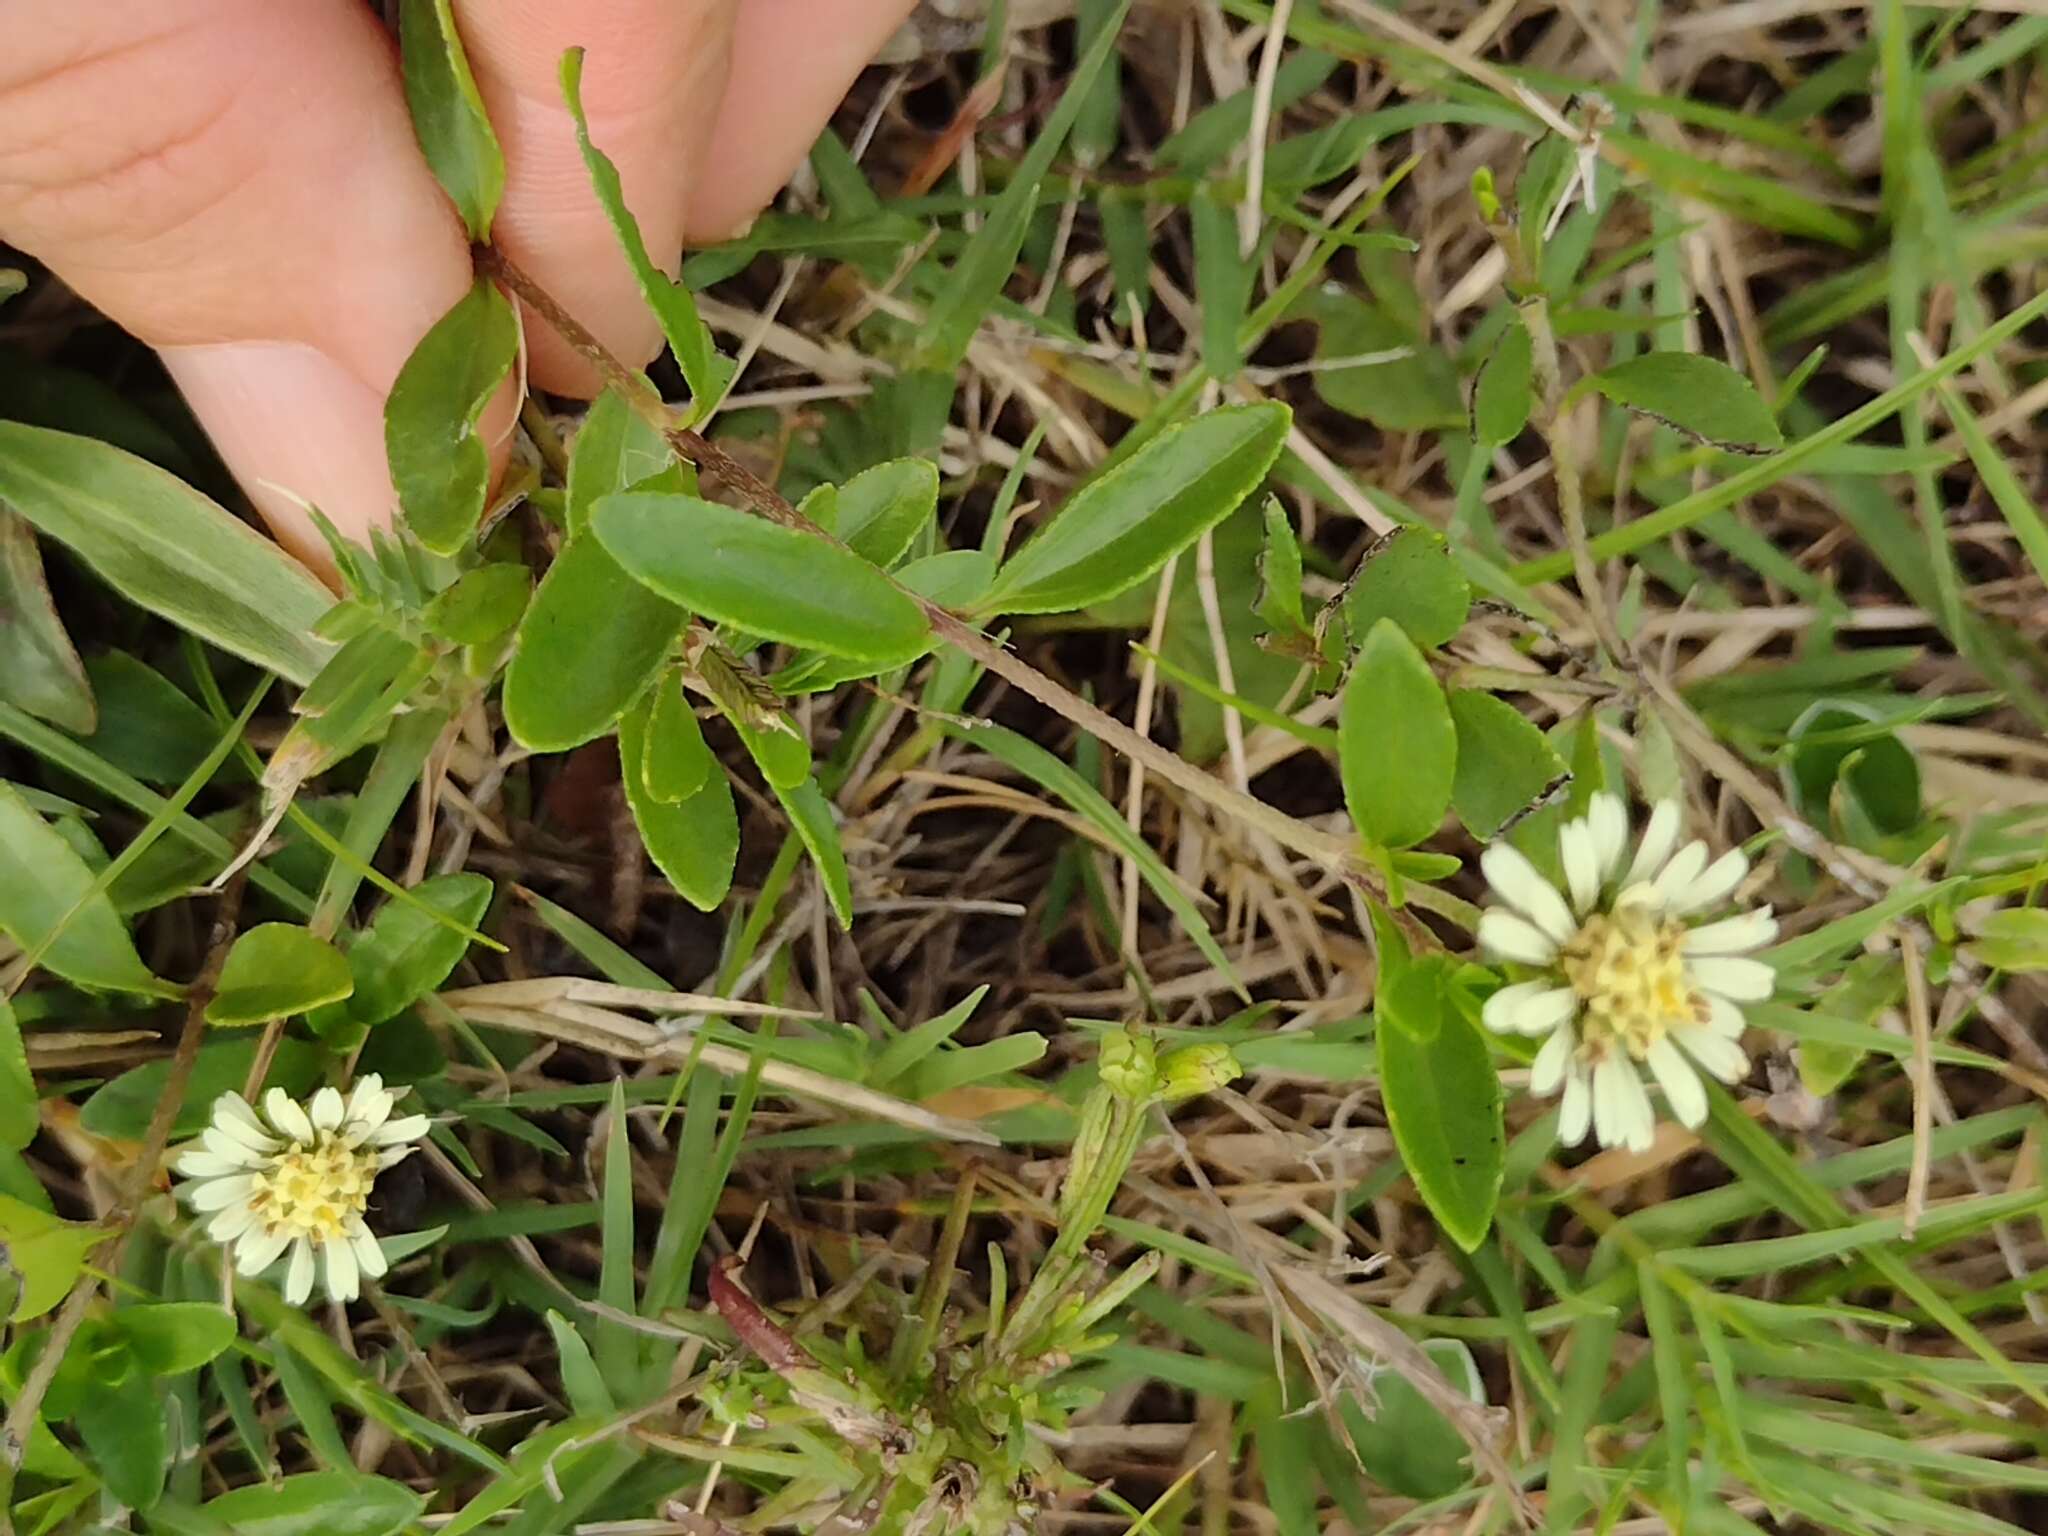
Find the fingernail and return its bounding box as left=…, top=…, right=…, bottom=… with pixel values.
left=159, top=340, right=397, bottom=581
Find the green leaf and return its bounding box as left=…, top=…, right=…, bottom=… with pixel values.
left=0, top=423, right=335, bottom=684
left=566, top=389, right=674, bottom=538
left=1377, top=958, right=1504, bottom=1251
left=545, top=1310, right=617, bottom=1417
left=1448, top=690, right=1566, bottom=840
left=0, top=1194, right=106, bottom=1322
left=560, top=49, right=732, bottom=411
left=769, top=549, right=994, bottom=694
left=1191, top=185, right=1252, bottom=378
left=0, top=1000, right=33, bottom=1149
left=775, top=778, right=853, bottom=930
left=1339, top=620, right=1457, bottom=850
left=423, top=563, right=530, bottom=646
left=1344, top=528, right=1470, bottom=650
left=206, top=924, right=354, bottom=1026
left=323, top=873, right=494, bottom=1029
left=0, top=781, right=163, bottom=996
left=592, top=492, right=929, bottom=660
left=199, top=1471, right=425, bottom=1536
left=74, top=651, right=223, bottom=787
left=1254, top=497, right=1307, bottom=635
left=838, top=457, right=940, bottom=567
left=80, top=1036, right=322, bottom=1142
left=115, top=1301, right=236, bottom=1375
left=504, top=532, right=686, bottom=752
left=1965, top=908, right=2048, bottom=973
left=1472, top=319, right=1535, bottom=447
left=915, top=1, right=1131, bottom=369
left=979, top=403, right=1290, bottom=616
left=617, top=695, right=737, bottom=912
left=1342, top=1337, right=1484, bottom=1498
left=75, top=1359, right=167, bottom=1510
left=385, top=278, right=520, bottom=554
left=1589, top=352, right=1784, bottom=453
left=1299, top=290, right=1463, bottom=432
left=397, top=0, right=504, bottom=239
left=642, top=671, right=714, bottom=803
left=0, top=509, right=94, bottom=732
left=1784, top=699, right=1920, bottom=842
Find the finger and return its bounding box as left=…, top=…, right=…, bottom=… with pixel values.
left=451, top=0, right=739, bottom=395
left=685, top=0, right=921, bottom=242
left=0, top=0, right=477, bottom=568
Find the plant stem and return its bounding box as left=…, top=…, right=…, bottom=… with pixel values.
left=477, top=246, right=1369, bottom=881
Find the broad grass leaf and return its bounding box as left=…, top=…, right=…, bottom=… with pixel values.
left=397, top=0, right=503, bottom=239
left=979, top=403, right=1289, bottom=616
left=1339, top=619, right=1457, bottom=850
left=75, top=651, right=222, bottom=786
left=1377, top=958, right=1503, bottom=1251
left=1589, top=352, right=1783, bottom=453
left=0, top=782, right=163, bottom=996
left=206, top=924, right=354, bottom=1026
left=0, top=423, right=334, bottom=684
left=642, top=673, right=714, bottom=803
left=0, top=509, right=93, bottom=732
left=592, top=491, right=929, bottom=660
left=504, top=532, right=686, bottom=751
left=1448, top=690, right=1566, bottom=840
left=560, top=50, right=732, bottom=411
left=838, top=457, right=939, bottom=567
left=319, top=873, right=494, bottom=1031
left=775, top=778, right=854, bottom=930
left=386, top=279, right=520, bottom=554
left=1472, top=319, right=1535, bottom=447
left=1345, top=528, right=1469, bottom=650
left=617, top=695, right=737, bottom=912
left=80, top=1037, right=320, bottom=1142
left=0, top=1000, right=33, bottom=1149
left=915, top=1, right=1130, bottom=369
left=199, top=1471, right=424, bottom=1536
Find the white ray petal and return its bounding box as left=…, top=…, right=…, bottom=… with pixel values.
left=284, top=1239, right=316, bottom=1305
left=212, top=1093, right=281, bottom=1151
left=235, top=1225, right=291, bottom=1276
left=207, top=1203, right=261, bottom=1243
left=265, top=1090, right=313, bottom=1143
left=176, top=1147, right=247, bottom=1179
left=369, top=1114, right=430, bottom=1147
left=309, top=1086, right=345, bottom=1133
left=1645, top=1038, right=1707, bottom=1129
left=1685, top=908, right=1777, bottom=956
left=1560, top=821, right=1600, bottom=915
left=1483, top=982, right=1578, bottom=1037
left=351, top=1223, right=389, bottom=1280
left=1529, top=1025, right=1577, bottom=1097
left=1559, top=1068, right=1593, bottom=1145
left=1481, top=844, right=1575, bottom=944
left=1588, top=794, right=1629, bottom=879
left=1624, top=801, right=1682, bottom=886
left=1667, top=847, right=1748, bottom=916
left=1675, top=1025, right=1750, bottom=1083
left=188, top=1174, right=257, bottom=1212
left=1478, top=910, right=1559, bottom=966
left=1689, top=956, right=1774, bottom=1003
left=324, top=1235, right=360, bottom=1303
left=1651, top=841, right=1710, bottom=905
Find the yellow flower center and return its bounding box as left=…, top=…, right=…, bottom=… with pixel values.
left=247, top=1132, right=378, bottom=1242
left=1558, top=904, right=1702, bottom=1061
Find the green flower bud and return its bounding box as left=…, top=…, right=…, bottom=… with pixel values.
left=1157, top=1043, right=1241, bottom=1104
left=1097, top=1030, right=1159, bottom=1102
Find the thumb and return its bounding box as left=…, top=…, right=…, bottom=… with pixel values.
left=0, top=0, right=478, bottom=570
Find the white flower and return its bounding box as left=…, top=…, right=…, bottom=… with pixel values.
left=173, top=1076, right=429, bottom=1305
left=1478, top=795, right=1772, bottom=1154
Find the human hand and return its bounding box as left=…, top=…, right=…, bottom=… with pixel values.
left=0, top=0, right=916, bottom=571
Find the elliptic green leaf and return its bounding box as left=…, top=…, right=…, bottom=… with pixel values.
left=837, top=457, right=940, bottom=568
left=560, top=50, right=732, bottom=411
left=979, top=403, right=1290, bottom=617
left=1343, top=1337, right=1485, bottom=1498
left=1589, top=352, right=1784, bottom=453
left=0, top=1193, right=107, bottom=1322
left=75, top=1361, right=167, bottom=1510
left=1472, top=319, right=1535, bottom=447
left=1339, top=619, right=1457, bottom=850
left=642, top=672, right=714, bottom=804
left=385, top=278, right=520, bottom=554
left=1966, top=908, right=2048, bottom=974
left=774, top=778, right=853, bottom=931
left=0, top=782, right=162, bottom=996
left=116, top=1301, right=237, bottom=1375
left=206, top=924, right=354, bottom=1026
left=397, top=0, right=504, bottom=240
left=423, top=564, right=530, bottom=646
left=1377, top=958, right=1504, bottom=1252
left=325, top=873, right=494, bottom=1029
left=617, top=695, right=737, bottom=912
left=199, top=1471, right=425, bottom=1536
left=592, top=491, right=929, bottom=661
left=0, top=508, right=94, bottom=732
left=1344, top=528, right=1470, bottom=650
left=0, top=423, right=335, bottom=684
left=504, top=532, right=686, bottom=752
left=1448, top=690, right=1566, bottom=841
left=567, top=389, right=675, bottom=537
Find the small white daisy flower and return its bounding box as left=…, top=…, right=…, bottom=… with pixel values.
left=173, top=1076, right=429, bottom=1305
left=1478, top=795, right=1773, bottom=1154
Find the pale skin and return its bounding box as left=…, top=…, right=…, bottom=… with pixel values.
left=0, top=0, right=920, bottom=576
